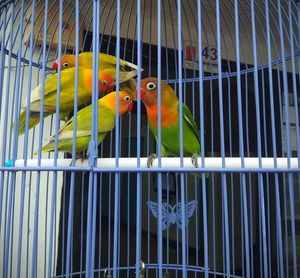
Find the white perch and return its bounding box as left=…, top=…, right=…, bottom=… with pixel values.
left=5, top=157, right=300, bottom=169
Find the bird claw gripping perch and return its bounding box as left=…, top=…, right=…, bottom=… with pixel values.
left=191, top=153, right=200, bottom=168
left=147, top=153, right=157, bottom=168
left=103, top=268, right=111, bottom=278
left=135, top=260, right=146, bottom=277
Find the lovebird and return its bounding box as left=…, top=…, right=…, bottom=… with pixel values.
left=17, top=67, right=109, bottom=134
left=39, top=91, right=133, bottom=154
left=119, top=78, right=137, bottom=100
left=52, top=52, right=142, bottom=87
left=136, top=77, right=201, bottom=168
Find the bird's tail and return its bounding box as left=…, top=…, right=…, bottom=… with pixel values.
left=119, top=69, right=140, bottom=83
left=33, top=141, right=54, bottom=155
left=15, top=110, right=41, bottom=135
left=119, top=58, right=141, bottom=71
left=101, top=53, right=142, bottom=71
left=34, top=139, right=64, bottom=154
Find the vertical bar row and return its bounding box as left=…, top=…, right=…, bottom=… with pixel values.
left=234, top=1, right=250, bottom=277
left=15, top=0, right=30, bottom=277
left=176, top=1, right=187, bottom=277
left=31, top=0, right=52, bottom=276
left=85, top=1, right=100, bottom=277
left=265, top=0, right=284, bottom=277
left=113, top=0, right=121, bottom=277
left=196, top=1, right=209, bottom=277
left=250, top=1, right=269, bottom=277
left=277, top=0, right=298, bottom=276
left=90, top=0, right=101, bottom=273
left=0, top=6, right=14, bottom=248
left=0, top=6, right=7, bottom=240
left=157, top=0, right=163, bottom=277
left=65, top=0, right=80, bottom=277
left=136, top=0, right=143, bottom=276
left=216, top=0, right=230, bottom=276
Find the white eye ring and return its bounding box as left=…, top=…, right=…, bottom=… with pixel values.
left=146, top=82, right=156, bottom=91
left=102, top=80, right=108, bottom=86
left=63, top=62, right=69, bottom=67
left=123, top=96, right=131, bottom=102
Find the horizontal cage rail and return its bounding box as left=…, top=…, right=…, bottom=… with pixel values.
left=3, top=157, right=299, bottom=172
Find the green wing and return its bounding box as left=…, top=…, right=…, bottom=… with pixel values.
left=28, top=68, right=78, bottom=110
left=32, top=68, right=75, bottom=100
left=182, top=103, right=200, bottom=141
left=79, top=52, right=140, bottom=71
left=99, top=53, right=139, bottom=70
left=101, top=67, right=138, bottom=84
left=50, top=101, right=115, bottom=141
left=40, top=132, right=108, bottom=154
left=27, top=67, right=93, bottom=113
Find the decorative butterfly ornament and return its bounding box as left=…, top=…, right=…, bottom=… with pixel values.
left=147, top=200, right=198, bottom=230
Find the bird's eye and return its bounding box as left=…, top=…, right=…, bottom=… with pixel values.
left=146, top=82, right=156, bottom=91
left=102, top=80, right=108, bottom=86
left=123, top=96, right=131, bottom=102
left=63, top=62, right=69, bottom=67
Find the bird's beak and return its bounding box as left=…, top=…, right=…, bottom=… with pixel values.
left=110, top=82, right=116, bottom=90
left=52, top=60, right=58, bottom=72
left=128, top=101, right=133, bottom=113
left=135, top=87, right=145, bottom=100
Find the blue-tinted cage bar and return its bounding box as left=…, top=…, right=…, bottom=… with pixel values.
left=0, top=0, right=300, bottom=277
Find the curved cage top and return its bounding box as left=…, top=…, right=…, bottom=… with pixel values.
left=0, top=0, right=299, bottom=81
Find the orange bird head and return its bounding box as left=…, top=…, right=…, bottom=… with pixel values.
left=98, top=71, right=115, bottom=94
left=52, top=54, right=76, bottom=72
left=135, top=77, right=159, bottom=108
left=102, top=91, right=134, bottom=115
left=135, top=77, right=177, bottom=108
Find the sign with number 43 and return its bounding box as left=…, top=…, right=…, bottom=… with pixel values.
left=184, top=42, right=218, bottom=73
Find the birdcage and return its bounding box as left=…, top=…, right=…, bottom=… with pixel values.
left=0, top=0, right=299, bottom=277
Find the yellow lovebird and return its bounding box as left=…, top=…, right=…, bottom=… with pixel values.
left=52, top=52, right=142, bottom=87
left=17, top=67, right=109, bottom=134
left=39, top=91, right=133, bottom=154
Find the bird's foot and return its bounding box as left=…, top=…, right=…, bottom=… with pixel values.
left=191, top=153, right=200, bottom=168
left=139, top=260, right=146, bottom=275
left=103, top=268, right=111, bottom=278
left=134, top=260, right=145, bottom=277
left=147, top=153, right=157, bottom=168
left=75, top=152, right=86, bottom=164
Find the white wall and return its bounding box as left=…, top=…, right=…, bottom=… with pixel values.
left=0, top=9, right=64, bottom=277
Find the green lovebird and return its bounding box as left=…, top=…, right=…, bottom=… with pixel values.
left=52, top=52, right=142, bottom=86
left=17, top=66, right=113, bottom=135
left=39, top=91, right=133, bottom=154
left=136, top=77, right=201, bottom=169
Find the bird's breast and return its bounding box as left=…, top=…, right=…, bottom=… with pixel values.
left=146, top=106, right=178, bottom=128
